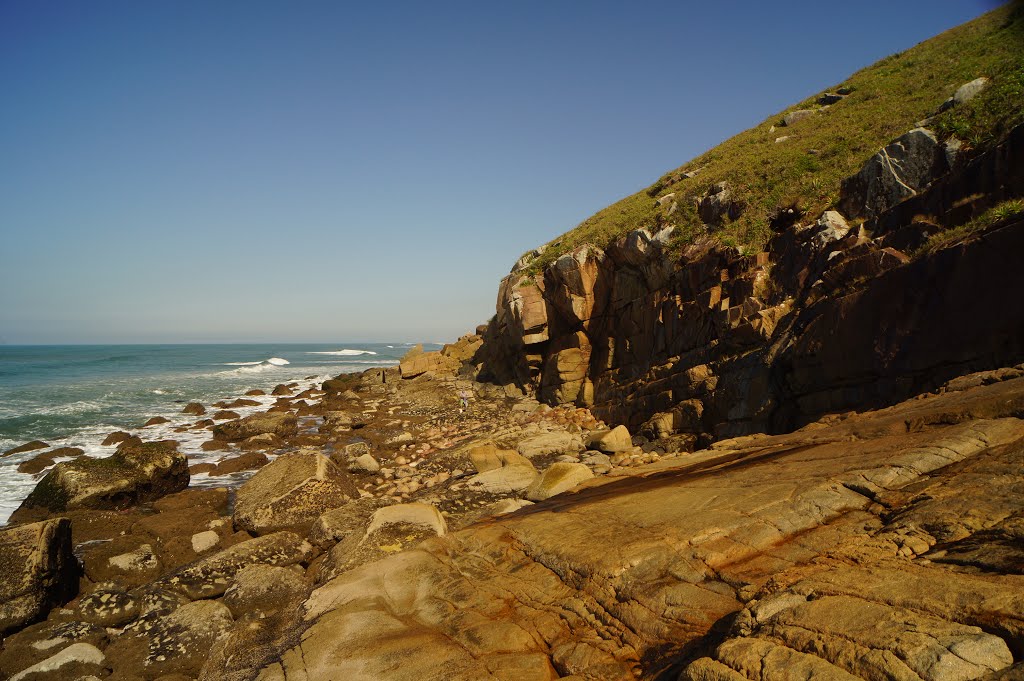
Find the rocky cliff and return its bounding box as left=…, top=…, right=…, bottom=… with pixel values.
left=475, top=10, right=1024, bottom=448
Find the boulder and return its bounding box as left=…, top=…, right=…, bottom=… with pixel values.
left=191, top=530, right=220, bottom=554
left=309, top=498, right=385, bottom=549
left=245, top=389, right=266, bottom=396
left=585, top=425, right=632, bottom=453
left=0, top=519, right=78, bottom=635
left=76, top=587, right=139, bottom=627
left=468, top=443, right=503, bottom=473
left=366, top=503, right=448, bottom=538
left=181, top=402, right=206, bottom=416
left=210, top=451, right=269, bottom=475
left=698, top=181, right=740, bottom=225
left=818, top=92, right=844, bottom=105
left=2, top=441, right=49, bottom=457
left=271, top=383, right=295, bottom=396
left=12, top=441, right=188, bottom=518
left=222, top=564, right=306, bottom=619
left=17, top=453, right=55, bottom=475
left=466, top=464, right=539, bottom=495
left=525, top=462, right=594, bottom=501
left=399, top=350, right=461, bottom=378
left=349, top=453, right=380, bottom=473
left=839, top=127, right=946, bottom=219
left=144, top=416, right=170, bottom=427
left=212, top=412, right=297, bottom=442
left=156, top=531, right=311, bottom=600
left=100, top=431, right=132, bottom=446
left=517, top=432, right=585, bottom=458
left=233, top=449, right=358, bottom=535
left=8, top=642, right=104, bottom=681
left=939, top=76, right=990, bottom=112
left=782, top=109, right=815, bottom=126
left=211, top=410, right=241, bottom=421
left=107, top=600, right=233, bottom=678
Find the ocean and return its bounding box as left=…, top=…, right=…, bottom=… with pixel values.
left=0, top=343, right=424, bottom=524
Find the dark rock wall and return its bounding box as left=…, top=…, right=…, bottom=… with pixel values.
left=478, top=124, right=1024, bottom=442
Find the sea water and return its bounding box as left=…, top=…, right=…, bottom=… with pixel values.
left=0, top=343, right=430, bottom=523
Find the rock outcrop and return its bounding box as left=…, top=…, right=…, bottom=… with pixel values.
left=477, top=121, right=1024, bottom=446
left=257, top=375, right=1024, bottom=680
left=212, top=412, right=297, bottom=442
left=0, top=519, right=78, bottom=635
left=11, top=441, right=188, bottom=520
left=233, top=449, right=358, bottom=535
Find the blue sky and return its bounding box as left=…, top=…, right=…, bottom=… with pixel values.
left=0, top=0, right=998, bottom=344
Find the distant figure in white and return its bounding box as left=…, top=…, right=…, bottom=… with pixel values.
left=458, top=389, right=470, bottom=411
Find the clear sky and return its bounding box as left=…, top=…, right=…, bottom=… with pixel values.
left=0, top=0, right=999, bottom=344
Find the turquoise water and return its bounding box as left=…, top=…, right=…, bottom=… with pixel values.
left=0, top=343, right=422, bottom=522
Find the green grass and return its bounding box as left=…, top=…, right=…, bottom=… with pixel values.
left=918, top=198, right=1024, bottom=255
left=524, top=2, right=1024, bottom=274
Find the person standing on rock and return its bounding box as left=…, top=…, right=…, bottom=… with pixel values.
left=459, top=389, right=470, bottom=411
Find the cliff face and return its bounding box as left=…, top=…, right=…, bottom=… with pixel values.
left=478, top=122, right=1024, bottom=444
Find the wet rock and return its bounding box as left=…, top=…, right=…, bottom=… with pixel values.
left=210, top=451, right=269, bottom=475
left=2, top=441, right=49, bottom=457
left=0, top=519, right=78, bottom=635
left=101, top=431, right=132, bottom=446
left=211, top=410, right=241, bottom=421
left=212, top=412, right=297, bottom=442
left=144, top=416, right=170, bottom=427
left=83, top=540, right=161, bottom=587
left=17, top=454, right=55, bottom=475
left=182, top=402, right=206, bottom=416
left=12, top=440, right=188, bottom=518
left=245, top=389, right=266, bottom=397
left=233, top=449, right=358, bottom=535
left=525, top=462, right=594, bottom=501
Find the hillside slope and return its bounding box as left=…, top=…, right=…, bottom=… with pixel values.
left=476, top=2, right=1024, bottom=446
left=526, top=2, right=1024, bottom=272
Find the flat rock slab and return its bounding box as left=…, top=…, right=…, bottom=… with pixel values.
left=254, top=379, right=1024, bottom=680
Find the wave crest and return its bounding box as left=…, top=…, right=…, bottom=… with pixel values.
left=306, top=349, right=377, bottom=356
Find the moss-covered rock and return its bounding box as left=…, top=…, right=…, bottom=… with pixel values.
left=10, top=441, right=188, bottom=520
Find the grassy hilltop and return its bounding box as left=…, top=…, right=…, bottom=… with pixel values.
left=528, top=2, right=1024, bottom=271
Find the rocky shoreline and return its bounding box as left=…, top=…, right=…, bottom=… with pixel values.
left=0, top=337, right=699, bottom=680
left=2, top=344, right=1023, bottom=679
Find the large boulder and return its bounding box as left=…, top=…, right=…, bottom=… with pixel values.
left=839, top=127, right=947, bottom=219
left=399, top=350, right=461, bottom=379
left=156, top=531, right=311, bottom=600
left=211, top=412, right=297, bottom=442
left=0, top=519, right=78, bottom=635
left=233, top=449, right=358, bottom=535
left=11, top=441, right=188, bottom=518
left=525, top=462, right=594, bottom=501
left=585, top=425, right=633, bottom=453
left=517, top=432, right=585, bottom=458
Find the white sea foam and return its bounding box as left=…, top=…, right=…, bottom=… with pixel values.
left=306, top=349, right=377, bottom=356
left=266, top=357, right=290, bottom=366
left=223, top=361, right=264, bottom=366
